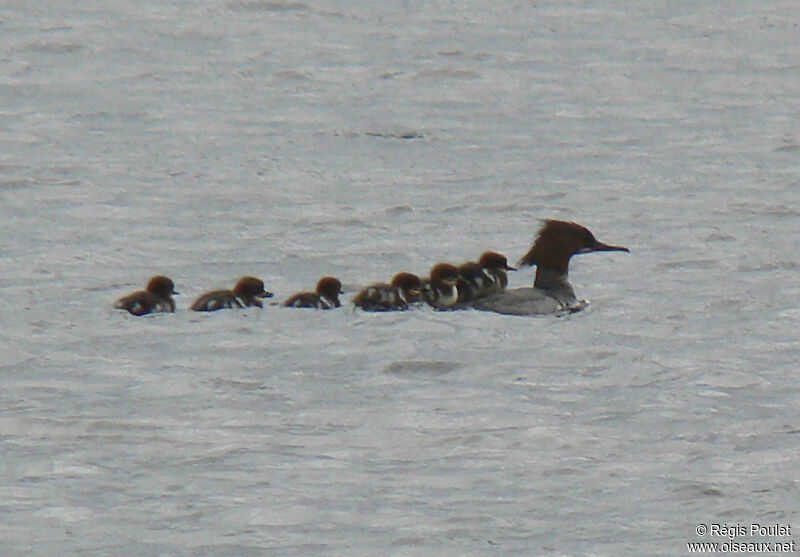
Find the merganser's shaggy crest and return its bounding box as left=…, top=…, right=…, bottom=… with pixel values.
left=353, top=272, right=423, bottom=311
left=190, top=276, right=273, bottom=311
left=283, top=276, right=343, bottom=309
left=423, top=263, right=460, bottom=309
left=114, top=275, right=178, bottom=316
left=472, top=220, right=629, bottom=316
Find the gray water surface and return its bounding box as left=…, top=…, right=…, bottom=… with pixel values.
left=1, top=1, right=799, bottom=555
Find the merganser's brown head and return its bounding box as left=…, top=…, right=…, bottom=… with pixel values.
left=146, top=275, right=179, bottom=296
left=478, top=251, right=517, bottom=272
left=519, top=220, right=629, bottom=274
left=232, top=276, right=273, bottom=299
left=317, top=276, right=344, bottom=304
left=428, top=263, right=460, bottom=286
left=391, top=272, right=423, bottom=302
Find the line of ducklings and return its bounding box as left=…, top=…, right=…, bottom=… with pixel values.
left=114, top=251, right=514, bottom=316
